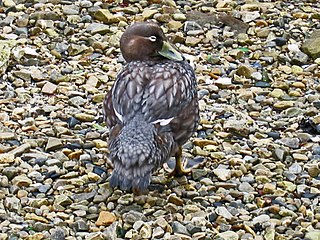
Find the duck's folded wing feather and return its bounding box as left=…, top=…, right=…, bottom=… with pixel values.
left=110, top=61, right=197, bottom=124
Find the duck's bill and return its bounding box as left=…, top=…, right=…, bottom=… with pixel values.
left=158, top=41, right=184, bottom=61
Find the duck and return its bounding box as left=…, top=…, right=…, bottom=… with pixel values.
left=103, top=22, right=199, bottom=193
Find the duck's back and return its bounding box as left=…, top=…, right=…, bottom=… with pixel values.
left=110, top=60, right=197, bottom=124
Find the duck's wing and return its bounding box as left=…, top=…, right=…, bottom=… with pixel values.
left=103, top=90, right=118, bottom=129
left=108, top=61, right=197, bottom=126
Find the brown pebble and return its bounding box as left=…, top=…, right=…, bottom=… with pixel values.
left=96, top=211, right=116, bottom=226
left=268, top=205, right=280, bottom=214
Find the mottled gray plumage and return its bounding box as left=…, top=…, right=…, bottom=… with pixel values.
left=109, top=115, right=175, bottom=191
left=103, top=22, right=199, bottom=192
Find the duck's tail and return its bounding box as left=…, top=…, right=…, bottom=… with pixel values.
left=109, top=117, right=174, bottom=193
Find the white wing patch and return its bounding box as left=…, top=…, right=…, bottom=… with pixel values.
left=114, top=107, right=123, bottom=122
left=152, top=117, right=174, bottom=126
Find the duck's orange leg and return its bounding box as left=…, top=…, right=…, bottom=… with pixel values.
left=168, top=146, right=191, bottom=177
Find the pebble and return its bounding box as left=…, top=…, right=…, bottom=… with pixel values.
left=242, top=11, right=260, bottom=23
left=238, top=182, right=255, bottom=193
left=50, top=228, right=65, bottom=240
left=305, top=230, right=320, bottom=240
left=140, top=223, right=152, bottom=238
left=86, top=23, right=110, bottom=35
left=152, top=226, right=165, bottom=238
left=274, top=37, right=287, bottom=46
left=292, top=51, right=309, bottom=65
left=94, top=9, right=120, bottom=24
left=215, top=77, right=232, bottom=86
left=252, top=214, right=270, bottom=224
left=302, top=29, right=320, bottom=59
left=213, top=168, right=231, bottom=181
left=215, top=206, right=234, bottom=220
left=289, top=163, right=302, bottom=174
left=0, top=153, right=15, bottom=163
left=74, top=113, right=95, bottom=122
left=168, top=194, right=184, bottom=206
left=95, top=211, right=116, bottom=226
left=0, top=1, right=318, bottom=239
left=68, top=96, right=86, bottom=107
left=172, top=221, right=190, bottom=236
left=292, top=153, right=308, bottom=161
left=11, top=176, right=32, bottom=187
left=273, top=101, right=295, bottom=110
left=122, top=210, right=146, bottom=224
left=0, top=132, right=16, bottom=140
left=185, top=36, right=202, bottom=46
left=142, top=9, right=158, bottom=19
left=45, top=137, right=63, bottom=152
left=214, top=231, right=239, bottom=240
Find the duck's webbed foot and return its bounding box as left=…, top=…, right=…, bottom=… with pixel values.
left=168, top=146, right=191, bottom=177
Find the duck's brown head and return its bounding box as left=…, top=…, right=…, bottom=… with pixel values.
left=120, top=22, right=184, bottom=62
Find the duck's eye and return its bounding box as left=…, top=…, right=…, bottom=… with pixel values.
left=148, top=36, right=157, bottom=42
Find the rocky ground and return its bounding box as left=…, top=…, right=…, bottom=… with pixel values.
left=0, top=0, right=320, bottom=239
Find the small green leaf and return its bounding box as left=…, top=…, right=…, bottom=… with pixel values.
left=237, top=47, right=249, bottom=52
left=93, top=123, right=104, bottom=130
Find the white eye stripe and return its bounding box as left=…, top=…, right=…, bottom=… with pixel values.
left=148, top=36, right=157, bottom=42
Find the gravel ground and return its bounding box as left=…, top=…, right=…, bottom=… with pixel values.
left=0, top=0, right=320, bottom=239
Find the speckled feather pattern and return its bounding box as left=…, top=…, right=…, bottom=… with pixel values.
left=104, top=60, right=199, bottom=191
left=108, top=116, right=175, bottom=191
left=112, top=61, right=196, bottom=123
